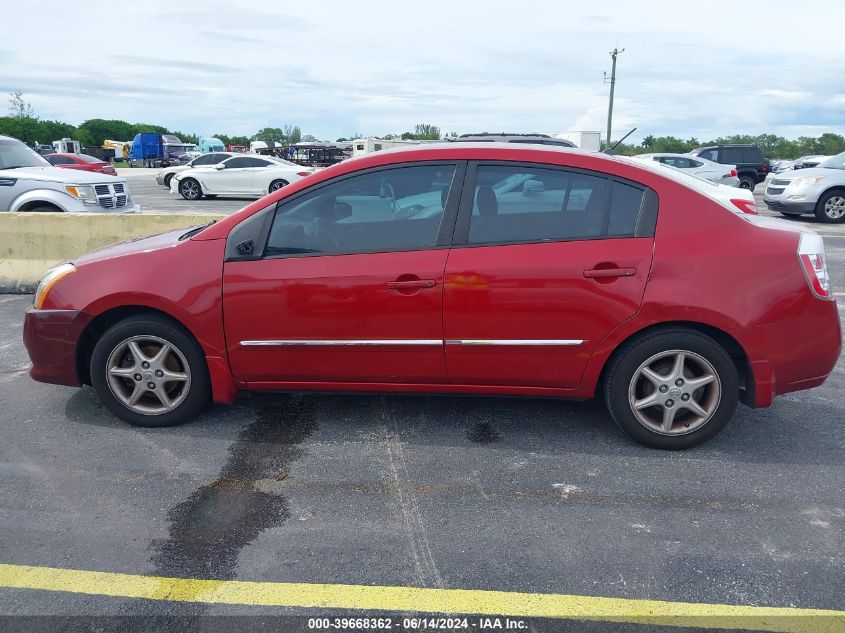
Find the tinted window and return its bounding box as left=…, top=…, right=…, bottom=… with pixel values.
left=467, top=165, right=608, bottom=245
left=77, top=154, right=103, bottom=164
left=192, top=154, right=225, bottom=165
left=265, top=164, right=456, bottom=256
left=698, top=149, right=718, bottom=162
left=658, top=157, right=695, bottom=168
left=608, top=181, right=645, bottom=236
left=225, top=157, right=270, bottom=168
left=47, top=155, right=73, bottom=165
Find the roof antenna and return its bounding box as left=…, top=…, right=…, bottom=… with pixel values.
left=604, top=127, right=637, bottom=154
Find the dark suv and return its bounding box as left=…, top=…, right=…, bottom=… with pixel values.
left=689, top=145, right=771, bottom=190
left=452, top=133, right=576, bottom=148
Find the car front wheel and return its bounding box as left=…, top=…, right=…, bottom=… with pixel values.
left=604, top=329, right=738, bottom=449
left=179, top=178, right=203, bottom=200
left=814, top=189, right=845, bottom=223
left=90, top=315, right=210, bottom=427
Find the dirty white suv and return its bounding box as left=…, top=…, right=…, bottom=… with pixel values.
left=0, top=135, right=140, bottom=213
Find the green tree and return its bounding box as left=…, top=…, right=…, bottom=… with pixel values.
left=252, top=127, right=288, bottom=143
left=284, top=125, right=301, bottom=144
left=8, top=91, right=34, bottom=118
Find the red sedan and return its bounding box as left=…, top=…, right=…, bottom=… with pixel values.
left=44, top=152, right=117, bottom=176
left=23, top=144, right=841, bottom=449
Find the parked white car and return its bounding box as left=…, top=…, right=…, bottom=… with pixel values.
left=618, top=156, right=756, bottom=215
left=170, top=155, right=314, bottom=200
left=156, top=152, right=233, bottom=188
left=763, top=152, right=845, bottom=222
left=633, top=153, right=740, bottom=187
left=0, top=135, right=139, bottom=213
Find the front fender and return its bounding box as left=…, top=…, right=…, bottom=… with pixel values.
left=10, top=188, right=87, bottom=212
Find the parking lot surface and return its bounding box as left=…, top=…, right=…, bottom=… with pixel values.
left=0, top=228, right=844, bottom=631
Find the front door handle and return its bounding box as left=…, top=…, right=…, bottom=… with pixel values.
left=583, top=267, right=636, bottom=279
left=387, top=279, right=437, bottom=290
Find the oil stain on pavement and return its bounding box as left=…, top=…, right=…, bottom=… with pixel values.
left=151, top=394, right=317, bottom=580
left=466, top=421, right=501, bottom=445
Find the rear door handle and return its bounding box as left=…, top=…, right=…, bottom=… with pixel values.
left=583, top=267, right=636, bottom=278
left=387, top=279, right=437, bottom=290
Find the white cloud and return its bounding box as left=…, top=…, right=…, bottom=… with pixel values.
left=1, top=0, right=843, bottom=143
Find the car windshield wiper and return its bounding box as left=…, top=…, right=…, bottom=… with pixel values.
left=179, top=220, right=217, bottom=240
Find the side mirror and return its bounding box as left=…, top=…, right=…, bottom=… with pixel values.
left=214, top=163, right=225, bottom=170
left=333, top=201, right=352, bottom=220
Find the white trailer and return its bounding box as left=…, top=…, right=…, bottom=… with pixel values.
left=52, top=138, right=81, bottom=154
left=554, top=131, right=602, bottom=152
left=351, top=137, right=430, bottom=158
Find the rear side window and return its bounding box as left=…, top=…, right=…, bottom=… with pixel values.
left=698, top=149, right=718, bottom=162
left=193, top=154, right=225, bottom=166
left=608, top=181, right=645, bottom=236
left=466, top=165, right=609, bottom=245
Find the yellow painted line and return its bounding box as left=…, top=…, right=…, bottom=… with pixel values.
left=0, top=564, right=844, bottom=632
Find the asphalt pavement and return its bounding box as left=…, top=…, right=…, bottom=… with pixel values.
left=0, top=233, right=843, bottom=630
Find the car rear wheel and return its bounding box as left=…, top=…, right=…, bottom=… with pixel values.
left=738, top=176, right=756, bottom=191
left=269, top=179, right=289, bottom=193
left=179, top=178, right=202, bottom=200
left=90, top=315, right=210, bottom=427
left=604, top=329, right=738, bottom=449
left=814, top=189, right=845, bottom=223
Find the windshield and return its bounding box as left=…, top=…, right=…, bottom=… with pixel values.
left=818, top=152, right=845, bottom=170
left=0, top=138, right=50, bottom=169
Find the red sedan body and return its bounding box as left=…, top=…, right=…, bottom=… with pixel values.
left=23, top=144, right=841, bottom=446
left=45, top=153, right=117, bottom=176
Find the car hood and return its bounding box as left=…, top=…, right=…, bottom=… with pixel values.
left=4, top=165, right=124, bottom=184
left=774, top=167, right=844, bottom=180
left=71, top=228, right=191, bottom=266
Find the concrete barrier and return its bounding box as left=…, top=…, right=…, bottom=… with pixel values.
left=0, top=212, right=225, bottom=293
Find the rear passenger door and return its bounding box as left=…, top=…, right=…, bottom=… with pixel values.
left=443, top=162, right=656, bottom=389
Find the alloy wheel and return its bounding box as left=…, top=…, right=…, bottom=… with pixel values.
left=106, top=335, right=191, bottom=415
left=627, top=349, right=721, bottom=436
left=180, top=180, right=200, bottom=199
left=824, top=195, right=845, bottom=220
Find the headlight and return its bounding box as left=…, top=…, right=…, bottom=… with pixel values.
left=789, top=176, right=824, bottom=187
left=33, top=263, right=77, bottom=309
left=65, top=184, right=98, bottom=205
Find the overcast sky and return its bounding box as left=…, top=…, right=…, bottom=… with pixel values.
left=1, top=0, right=843, bottom=143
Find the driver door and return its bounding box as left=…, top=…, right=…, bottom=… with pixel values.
left=214, top=156, right=255, bottom=194
left=223, top=162, right=464, bottom=386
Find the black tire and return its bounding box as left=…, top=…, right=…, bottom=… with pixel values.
left=738, top=175, right=756, bottom=191
left=163, top=173, right=174, bottom=188
left=814, top=188, right=845, bottom=223
left=269, top=179, right=289, bottom=193
left=603, top=328, right=739, bottom=450
left=27, top=205, right=63, bottom=212
left=90, top=315, right=210, bottom=427
left=179, top=178, right=203, bottom=200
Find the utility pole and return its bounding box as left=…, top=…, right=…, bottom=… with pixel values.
left=604, top=47, right=624, bottom=149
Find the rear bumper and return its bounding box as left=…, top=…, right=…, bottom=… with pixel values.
left=23, top=308, right=93, bottom=387
left=733, top=298, right=841, bottom=407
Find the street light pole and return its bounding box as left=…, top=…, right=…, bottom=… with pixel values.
left=605, top=47, right=624, bottom=149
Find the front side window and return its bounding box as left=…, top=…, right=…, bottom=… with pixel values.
left=265, top=164, right=456, bottom=256
left=192, top=154, right=220, bottom=166
left=467, top=165, right=609, bottom=245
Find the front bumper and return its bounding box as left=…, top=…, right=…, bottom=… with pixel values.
left=763, top=198, right=816, bottom=214
left=23, top=308, right=94, bottom=387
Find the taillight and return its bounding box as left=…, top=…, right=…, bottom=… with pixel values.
left=730, top=198, right=758, bottom=215
left=798, top=233, right=832, bottom=299
left=730, top=169, right=737, bottom=177
left=296, top=171, right=311, bottom=177
left=761, top=163, right=768, bottom=173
